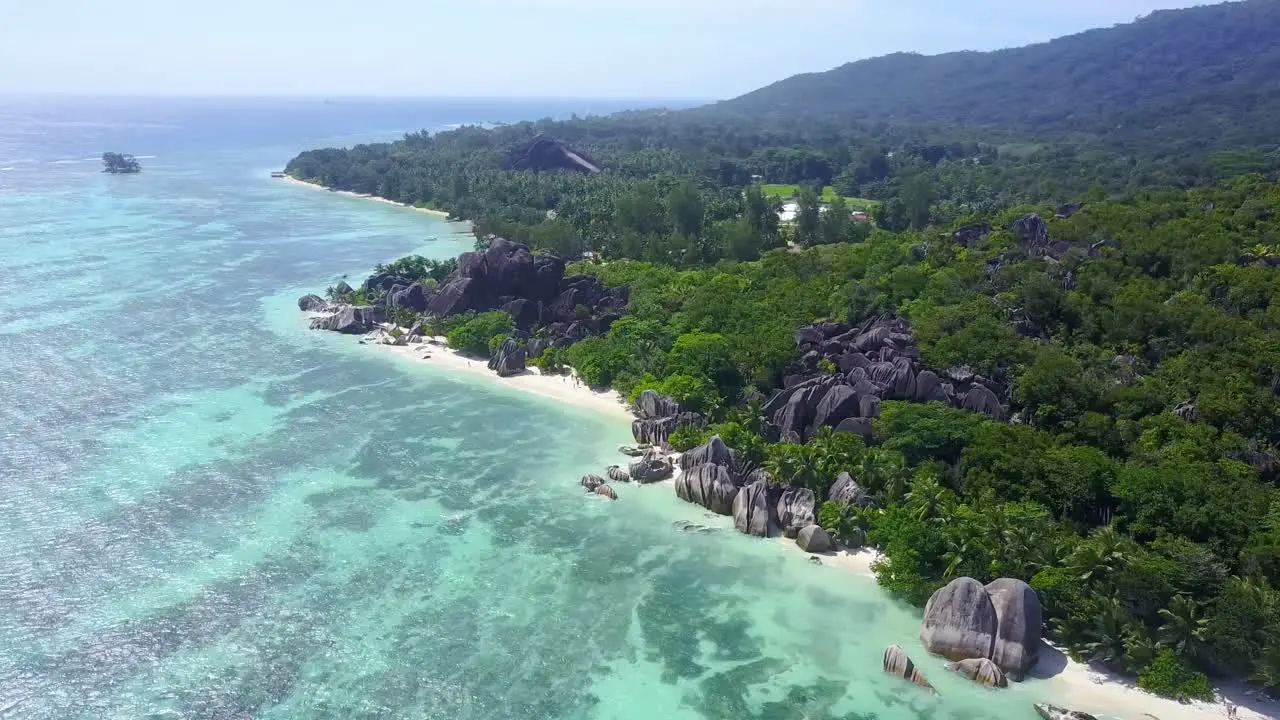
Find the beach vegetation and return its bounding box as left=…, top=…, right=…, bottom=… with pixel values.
left=445, top=311, right=513, bottom=358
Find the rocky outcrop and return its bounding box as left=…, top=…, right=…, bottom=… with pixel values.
left=580, top=474, right=605, bottom=491
left=674, top=464, right=740, bottom=515
left=333, top=280, right=354, bottom=297
left=920, top=577, right=999, bottom=663
left=594, top=484, right=618, bottom=500
left=309, top=305, right=385, bottom=334
left=952, top=222, right=991, bottom=246
left=828, top=471, right=875, bottom=507
left=984, top=578, right=1042, bottom=679
left=487, top=337, right=527, bottom=377
left=363, top=272, right=413, bottom=299
left=771, top=316, right=1010, bottom=439
left=508, top=134, right=601, bottom=174
left=883, top=645, right=934, bottom=692
left=628, top=456, right=673, bottom=483
left=732, top=479, right=775, bottom=537
left=776, top=487, right=816, bottom=536
left=606, top=465, right=631, bottom=483
left=390, top=282, right=428, bottom=311
left=678, top=435, right=736, bottom=471
left=796, top=524, right=833, bottom=553
left=636, top=390, right=680, bottom=420
left=1034, top=705, right=1098, bottom=720
left=1008, top=213, right=1049, bottom=254
left=920, top=576, right=1042, bottom=679
left=298, top=294, right=328, bottom=312
left=948, top=658, right=1007, bottom=688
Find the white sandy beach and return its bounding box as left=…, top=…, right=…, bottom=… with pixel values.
left=279, top=174, right=458, bottom=221
left=368, top=332, right=634, bottom=421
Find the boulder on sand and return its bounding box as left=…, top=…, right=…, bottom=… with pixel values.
left=948, top=658, right=1007, bottom=688
left=487, top=337, right=527, bottom=377
left=920, top=577, right=998, bottom=663
left=628, top=456, right=673, bottom=483
left=882, top=645, right=934, bottom=692
left=984, top=578, right=1042, bottom=679
left=732, top=479, right=775, bottom=537
left=776, top=487, right=817, bottom=536
left=796, top=524, right=833, bottom=553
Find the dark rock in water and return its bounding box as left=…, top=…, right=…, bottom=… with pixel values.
left=984, top=578, right=1042, bottom=679
left=678, top=435, right=736, bottom=471
left=580, top=474, right=605, bottom=491
left=952, top=222, right=991, bottom=246
left=636, top=389, right=680, bottom=419
left=487, top=337, right=526, bottom=377
left=675, top=464, right=740, bottom=515
left=298, top=294, right=328, bottom=312
left=1034, top=705, right=1098, bottom=720
left=732, top=479, right=775, bottom=537
left=1008, top=213, right=1049, bottom=254
left=390, top=282, right=428, bottom=311
left=776, top=487, right=816, bottom=535
left=618, top=445, right=646, bottom=457
left=310, top=305, right=384, bottom=334
left=883, top=644, right=934, bottom=692
left=948, top=658, right=1007, bottom=688
left=606, top=465, right=631, bottom=483
left=594, top=484, right=618, bottom=500
left=628, top=456, right=673, bottom=483
left=828, top=472, right=875, bottom=507
left=920, top=577, right=998, bottom=663
left=796, top=524, right=833, bottom=553
left=509, top=134, right=601, bottom=174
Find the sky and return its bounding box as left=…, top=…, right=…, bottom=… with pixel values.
left=0, top=0, right=1212, bottom=100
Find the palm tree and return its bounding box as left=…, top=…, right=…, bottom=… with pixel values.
left=1070, top=525, right=1130, bottom=584
left=1123, top=625, right=1159, bottom=674
left=1251, top=644, right=1280, bottom=690
left=1082, top=597, right=1132, bottom=669
left=1157, top=594, right=1208, bottom=660
left=905, top=474, right=948, bottom=521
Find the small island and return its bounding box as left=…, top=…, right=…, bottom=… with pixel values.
left=102, top=152, right=141, bottom=174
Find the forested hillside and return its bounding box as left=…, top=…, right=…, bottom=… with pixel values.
left=709, top=0, right=1280, bottom=152
left=288, top=0, right=1280, bottom=700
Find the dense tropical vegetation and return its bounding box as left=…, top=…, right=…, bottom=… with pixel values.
left=289, top=0, right=1280, bottom=700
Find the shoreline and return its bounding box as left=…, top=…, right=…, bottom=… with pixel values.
left=321, top=320, right=1277, bottom=720
left=279, top=174, right=457, bottom=221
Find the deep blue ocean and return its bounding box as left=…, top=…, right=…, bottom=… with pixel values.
left=0, top=97, right=1054, bottom=719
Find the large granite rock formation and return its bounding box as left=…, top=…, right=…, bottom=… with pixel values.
left=628, top=456, right=673, bottom=483
left=776, top=487, right=816, bottom=536
left=731, top=479, right=775, bottom=537
left=920, top=576, right=1043, bottom=679
left=679, top=435, right=736, bottom=471
left=390, top=282, right=428, bottom=311
left=984, top=578, right=1043, bottom=679
left=309, top=305, right=385, bottom=334
left=766, top=315, right=1010, bottom=440
left=487, top=337, right=527, bottom=377
left=298, top=294, right=328, bottom=312
left=508, top=134, right=601, bottom=174
left=828, top=471, right=875, bottom=507
left=883, top=645, right=934, bottom=692
left=920, top=577, right=999, bottom=662
left=674, top=464, right=739, bottom=515
left=1034, top=705, right=1098, bottom=720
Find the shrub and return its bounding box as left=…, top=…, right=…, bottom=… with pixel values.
left=488, top=333, right=510, bottom=357
left=669, top=426, right=711, bottom=451
left=1137, top=650, right=1214, bottom=702
left=530, top=346, right=569, bottom=375
left=818, top=500, right=843, bottom=532
left=446, top=311, right=513, bottom=357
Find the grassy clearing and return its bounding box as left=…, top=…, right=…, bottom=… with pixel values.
left=759, top=184, right=879, bottom=208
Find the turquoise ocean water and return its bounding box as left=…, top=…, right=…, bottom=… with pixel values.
left=0, top=98, right=1057, bottom=719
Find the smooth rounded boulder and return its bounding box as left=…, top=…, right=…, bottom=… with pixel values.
left=298, top=294, right=328, bottom=312
left=796, top=524, right=833, bottom=553
left=579, top=474, right=605, bottom=491
left=920, top=577, right=998, bottom=663
left=674, top=464, right=739, bottom=515
left=678, top=435, right=735, bottom=470
left=594, top=484, right=618, bottom=500
left=775, top=487, right=816, bottom=535
left=984, top=578, right=1042, bottom=679
left=948, top=657, right=1007, bottom=688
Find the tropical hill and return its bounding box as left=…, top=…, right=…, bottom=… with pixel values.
left=705, top=0, right=1280, bottom=153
